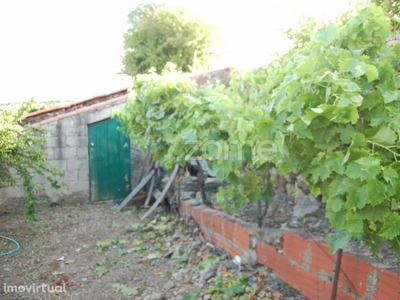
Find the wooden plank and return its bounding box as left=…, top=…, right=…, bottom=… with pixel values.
left=144, top=162, right=158, bottom=207
left=117, top=169, right=154, bottom=211
left=141, top=164, right=179, bottom=220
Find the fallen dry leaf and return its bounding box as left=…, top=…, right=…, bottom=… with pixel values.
left=248, top=293, right=257, bottom=300
left=180, top=278, right=192, bottom=284
left=260, top=270, right=270, bottom=278
left=220, top=268, right=234, bottom=278
left=256, top=274, right=265, bottom=289
left=155, top=270, right=164, bottom=276
left=272, top=291, right=283, bottom=300
left=53, top=275, right=69, bottom=287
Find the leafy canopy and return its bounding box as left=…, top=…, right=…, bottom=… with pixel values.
left=114, top=64, right=275, bottom=215
left=0, top=101, right=64, bottom=219
left=248, top=3, right=400, bottom=255
left=116, top=3, right=400, bottom=256
left=114, top=63, right=227, bottom=169
left=121, top=3, right=213, bottom=76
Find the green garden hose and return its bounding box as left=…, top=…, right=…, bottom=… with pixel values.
left=0, top=235, right=20, bottom=257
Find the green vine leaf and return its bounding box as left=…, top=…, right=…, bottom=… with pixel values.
left=366, top=178, right=387, bottom=206
left=370, top=125, right=397, bottom=145
left=326, top=229, right=350, bottom=254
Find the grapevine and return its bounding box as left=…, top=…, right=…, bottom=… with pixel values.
left=115, top=4, right=400, bottom=255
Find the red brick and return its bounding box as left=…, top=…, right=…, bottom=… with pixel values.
left=212, top=214, right=223, bottom=235
left=335, top=288, right=359, bottom=300
left=223, top=219, right=236, bottom=241
left=193, top=207, right=202, bottom=224
left=300, top=269, right=321, bottom=299
left=299, top=269, right=358, bottom=300
left=202, top=210, right=213, bottom=229
left=375, top=269, right=400, bottom=300
left=218, top=237, right=230, bottom=251
left=234, top=224, right=251, bottom=251
left=275, top=254, right=293, bottom=281
left=209, top=233, right=218, bottom=248
left=257, top=242, right=277, bottom=269
left=180, top=201, right=188, bottom=214
left=200, top=228, right=210, bottom=240
left=229, top=245, right=241, bottom=258
left=316, top=275, right=357, bottom=300
left=309, top=240, right=336, bottom=274
left=284, top=263, right=303, bottom=292
left=372, top=289, right=400, bottom=300
left=219, top=238, right=240, bottom=258
left=338, top=253, right=375, bottom=297
left=182, top=201, right=193, bottom=215
left=318, top=279, right=335, bottom=300
left=283, top=231, right=310, bottom=267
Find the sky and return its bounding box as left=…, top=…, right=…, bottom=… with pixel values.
left=0, top=0, right=356, bottom=103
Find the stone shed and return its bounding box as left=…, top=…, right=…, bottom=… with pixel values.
left=0, top=88, right=146, bottom=205
left=0, top=67, right=235, bottom=206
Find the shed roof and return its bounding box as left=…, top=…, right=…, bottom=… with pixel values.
left=23, top=88, right=129, bottom=125
left=23, top=67, right=235, bottom=126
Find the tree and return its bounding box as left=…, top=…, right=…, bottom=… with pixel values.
left=121, top=3, right=213, bottom=76
left=0, top=100, right=64, bottom=219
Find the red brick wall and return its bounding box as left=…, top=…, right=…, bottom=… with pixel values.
left=181, top=200, right=400, bottom=300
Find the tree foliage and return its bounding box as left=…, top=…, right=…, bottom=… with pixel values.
left=116, top=3, right=400, bottom=256
left=372, top=0, right=400, bottom=18
left=121, top=3, right=213, bottom=76
left=0, top=101, right=64, bottom=219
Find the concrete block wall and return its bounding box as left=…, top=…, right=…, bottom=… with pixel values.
left=181, top=200, right=400, bottom=300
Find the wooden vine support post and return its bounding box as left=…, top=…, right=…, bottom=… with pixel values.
left=330, top=248, right=343, bottom=300
left=143, top=162, right=159, bottom=207
left=176, top=166, right=182, bottom=216
left=117, top=169, right=155, bottom=211
left=141, top=164, right=179, bottom=220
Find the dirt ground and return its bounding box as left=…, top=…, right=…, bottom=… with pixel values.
left=0, top=199, right=305, bottom=300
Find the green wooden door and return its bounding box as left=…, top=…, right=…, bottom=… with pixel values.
left=88, top=118, right=131, bottom=202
